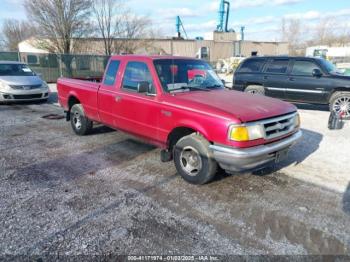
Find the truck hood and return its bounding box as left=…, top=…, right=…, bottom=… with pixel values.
left=165, top=89, right=297, bottom=123
left=0, top=75, right=43, bottom=86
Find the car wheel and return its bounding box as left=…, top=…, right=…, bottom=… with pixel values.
left=330, top=92, right=350, bottom=119
left=245, top=85, right=265, bottom=95
left=70, top=104, right=93, bottom=135
left=173, top=133, right=217, bottom=185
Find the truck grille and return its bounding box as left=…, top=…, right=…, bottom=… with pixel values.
left=262, top=113, right=296, bottom=140
left=10, top=84, right=42, bottom=90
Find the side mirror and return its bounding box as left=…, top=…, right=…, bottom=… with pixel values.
left=221, top=79, right=226, bottom=86
left=137, top=81, right=150, bottom=93
left=312, top=69, right=322, bottom=78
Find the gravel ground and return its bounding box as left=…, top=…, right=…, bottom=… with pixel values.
left=0, top=85, right=349, bottom=257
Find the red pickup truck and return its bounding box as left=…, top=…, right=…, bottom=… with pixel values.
left=57, top=55, right=302, bottom=184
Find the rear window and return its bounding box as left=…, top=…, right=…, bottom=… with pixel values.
left=265, top=59, right=289, bottom=74
left=103, top=60, right=120, bottom=86
left=238, top=59, right=266, bottom=73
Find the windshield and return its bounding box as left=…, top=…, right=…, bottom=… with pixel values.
left=319, top=59, right=340, bottom=74
left=0, top=64, right=35, bottom=76
left=153, top=59, right=224, bottom=93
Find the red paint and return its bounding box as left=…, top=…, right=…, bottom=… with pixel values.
left=57, top=55, right=297, bottom=149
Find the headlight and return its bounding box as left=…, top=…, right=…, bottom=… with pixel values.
left=0, top=80, right=10, bottom=91
left=229, top=124, right=265, bottom=141
left=41, top=82, right=49, bottom=89
left=294, top=114, right=301, bottom=128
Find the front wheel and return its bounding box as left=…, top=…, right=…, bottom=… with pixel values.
left=173, top=133, right=217, bottom=185
left=70, top=104, right=93, bottom=135
left=329, top=92, right=350, bottom=119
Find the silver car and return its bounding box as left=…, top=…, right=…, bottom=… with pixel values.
left=0, top=61, right=49, bottom=102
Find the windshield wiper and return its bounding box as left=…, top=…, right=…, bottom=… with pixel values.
left=188, top=86, right=211, bottom=91
left=206, top=84, right=224, bottom=89
left=169, top=86, right=210, bottom=93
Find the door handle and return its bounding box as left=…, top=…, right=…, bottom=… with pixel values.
left=115, top=96, right=122, bottom=102
left=263, top=76, right=268, bottom=80
left=289, top=77, right=295, bottom=81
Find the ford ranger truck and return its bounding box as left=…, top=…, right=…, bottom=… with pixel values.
left=57, top=55, right=302, bottom=185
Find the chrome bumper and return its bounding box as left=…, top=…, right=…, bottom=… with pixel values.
left=209, top=130, right=302, bottom=172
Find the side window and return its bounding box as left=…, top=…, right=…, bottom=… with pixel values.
left=292, top=61, right=320, bottom=76
left=265, top=59, right=289, bottom=74
left=122, top=62, right=155, bottom=93
left=238, top=59, right=266, bottom=73
left=103, top=60, right=120, bottom=86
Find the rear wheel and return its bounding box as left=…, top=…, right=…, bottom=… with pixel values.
left=70, top=104, right=93, bottom=135
left=330, top=92, right=350, bottom=119
left=245, top=85, right=265, bottom=95
left=173, top=133, right=217, bottom=185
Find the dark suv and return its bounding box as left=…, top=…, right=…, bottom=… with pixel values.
left=233, top=56, right=350, bottom=118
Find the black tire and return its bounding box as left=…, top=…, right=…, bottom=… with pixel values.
left=245, top=85, right=265, bottom=95
left=329, top=91, right=350, bottom=119
left=173, top=133, right=217, bottom=185
left=70, top=104, right=93, bottom=135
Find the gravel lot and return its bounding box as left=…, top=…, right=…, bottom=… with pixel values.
left=0, top=85, right=349, bottom=257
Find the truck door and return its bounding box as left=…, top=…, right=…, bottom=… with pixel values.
left=285, top=59, right=329, bottom=103
left=113, top=61, right=161, bottom=144
left=263, top=58, right=290, bottom=99
left=98, top=59, right=122, bottom=128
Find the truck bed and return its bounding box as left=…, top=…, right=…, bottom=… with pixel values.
left=57, top=78, right=100, bottom=121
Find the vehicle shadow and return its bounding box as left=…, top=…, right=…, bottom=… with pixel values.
left=252, top=128, right=323, bottom=176
left=294, top=103, right=329, bottom=112
left=343, top=183, right=350, bottom=215
left=89, top=125, right=115, bottom=135
left=13, top=139, right=156, bottom=187
left=48, top=91, right=58, bottom=104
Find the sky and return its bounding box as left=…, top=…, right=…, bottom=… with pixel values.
left=1, top=0, right=350, bottom=41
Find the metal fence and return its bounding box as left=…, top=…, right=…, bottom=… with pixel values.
left=0, top=51, right=110, bottom=83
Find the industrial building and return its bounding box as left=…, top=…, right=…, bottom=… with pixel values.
left=18, top=32, right=288, bottom=63
left=18, top=0, right=288, bottom=62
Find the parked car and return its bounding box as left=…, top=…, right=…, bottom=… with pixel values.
left=232, top=56, right=350, bottom=118
left=57, top=55, right=302, bottom=185
left=0, top=61, right=49, bottom=103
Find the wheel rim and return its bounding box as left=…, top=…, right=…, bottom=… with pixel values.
left=247, top=89, right=262, bottom=95
left=73, top=111, right=82, bottom=130
left=333, top=96, right=350, bottom=118
left=247, top=90, right=257, bottom=94
left=179, top=146, right=202, bottom=176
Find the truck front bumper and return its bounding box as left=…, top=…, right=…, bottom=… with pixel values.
left=209, top=130, right=302, bottom=172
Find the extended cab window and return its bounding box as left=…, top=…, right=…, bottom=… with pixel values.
left=104, top=60, right=120, bottom=86
left=292, top=60, right=320, bottom=76
left=265, top=59, right=289, bottom=74
left=238, top=59, right=266, bottom=73
left=122, top=62, right=155, bottom=93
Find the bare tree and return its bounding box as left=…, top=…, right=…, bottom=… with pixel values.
left=1, top=19, right=36, bottom=51
left=92, top=0, right=154, bottom=55
left=281, top=18, right=305, bottom=55
left=311, top=18, right=337, bottom=46
left=114, top=14, right=154, bottom=54
left=92, top=0, right=123, bottom=56
left=24, top=0, right=92, bottom=54
left=24, top=0, right=93, bottom=75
